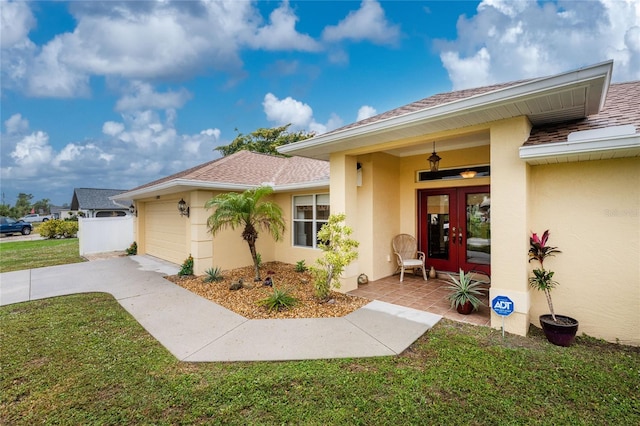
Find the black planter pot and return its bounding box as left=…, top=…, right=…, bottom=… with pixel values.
left=539, top=314, right=579, bottom=347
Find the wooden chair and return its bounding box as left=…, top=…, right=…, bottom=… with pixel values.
left=392, top=234, right=428, bottom=282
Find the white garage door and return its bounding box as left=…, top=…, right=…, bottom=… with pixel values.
left=145, top=200, right=187, bottom=265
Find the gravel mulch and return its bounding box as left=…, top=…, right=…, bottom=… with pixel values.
left=166, top=261, right=370, bottom=319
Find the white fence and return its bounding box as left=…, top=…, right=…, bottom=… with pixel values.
left=78, top=216, right=134, bottom=255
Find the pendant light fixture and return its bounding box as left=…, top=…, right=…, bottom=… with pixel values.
left=428, top=141, right=441, bottom=172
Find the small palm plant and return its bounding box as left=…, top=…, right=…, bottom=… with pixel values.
left=445, top=269, right=487, bottom=314
left=528, top=230, right=562, bottom=321
left=258, top=288, right=299, bottom=312
left=205, top=186, right=285, bottom=282
left=203, top=266, right=224, bottom=283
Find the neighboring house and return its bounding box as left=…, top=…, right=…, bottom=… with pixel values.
left=115, top=60, right=639, bottom=346
left=71, top=188, right=133, bottom=218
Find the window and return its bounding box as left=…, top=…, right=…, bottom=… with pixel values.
left=293, top=194, right=329, bottom=248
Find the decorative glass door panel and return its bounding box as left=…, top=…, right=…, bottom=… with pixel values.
left=418, top=186, right=490, bottom=275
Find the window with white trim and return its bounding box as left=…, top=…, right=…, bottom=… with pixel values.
left=293, top=194, right=330, bottom=248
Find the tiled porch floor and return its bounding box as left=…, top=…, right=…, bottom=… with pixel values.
left=348, top=273, right=491, bottom=327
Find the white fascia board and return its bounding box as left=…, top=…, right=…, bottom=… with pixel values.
left=272, top=179, right=330, bottom=192
left=519, top=133, right=640, bottom=162
left=279, top=60, right=613, bottom=156
left=111, top=179, right=254, bottom=200
left=111, top=178, right=331, bottom=200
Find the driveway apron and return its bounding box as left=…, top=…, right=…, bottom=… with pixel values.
left=0, top=255, right=441, bottom=362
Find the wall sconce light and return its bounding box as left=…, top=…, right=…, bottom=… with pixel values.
left=356, top=162, right=363, bottom=187
left=427, top=141, right=441, bottom=172
left=129, top=203, right=137, bottom=217
left=177, top=198, right=190, bottom=217
left=460, top=170, right=477, bottom=179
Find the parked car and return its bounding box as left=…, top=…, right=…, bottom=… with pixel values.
left=18, top=213, right=53, bottom=223
left=0, top=216, right=33, bottom=235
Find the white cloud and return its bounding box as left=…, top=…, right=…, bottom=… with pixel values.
left=249, top=1, right=321, bottom=51
left=437, top=0, right=640, bottom=89
left=1, top=1, right=326, bottom=98
left=10, top=131, right=53, bottom=170
left=0, top=0, right=35, bottom=48
left=1, top=111, right=222, bottom=203
left=322, top=0, right=401, bottom=46
left=4, top=113, right=29, bottom=134
left=115, top=82, right=192, bottom=112
left=357, top=105, right=377, bottom=121
left=262, top=93, right=342, bottom=135
left=263, top=93, right=314, bottom=129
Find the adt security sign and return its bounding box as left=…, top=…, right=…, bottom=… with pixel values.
left=492, top=296, right=514, bottom=317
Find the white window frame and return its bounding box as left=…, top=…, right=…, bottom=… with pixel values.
left=292, top=193, right=329, bottom=249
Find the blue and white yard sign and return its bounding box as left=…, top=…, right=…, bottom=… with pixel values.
left=491, top=295, right=514, bottom=338
left=492, top=295, right=514, bottom=317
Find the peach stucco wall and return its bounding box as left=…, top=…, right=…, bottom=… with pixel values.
left=136, top=189, right=326, bottom=276
left=528, top=157, right=640, bottom=346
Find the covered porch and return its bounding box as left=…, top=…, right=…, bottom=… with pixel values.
left=348, top=274, right=491, bottom=327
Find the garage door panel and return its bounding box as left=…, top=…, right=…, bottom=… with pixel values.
left=145, top=201, right=186, bottom=264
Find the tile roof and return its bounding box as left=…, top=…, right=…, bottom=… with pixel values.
left=525, top=82, right=640, bottom=145
left=130, top=150, right=330, bottom=192
left=71, top=188, right=131, bottom=210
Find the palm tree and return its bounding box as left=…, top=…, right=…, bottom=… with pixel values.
left=205, top=186, right=285, bottom=282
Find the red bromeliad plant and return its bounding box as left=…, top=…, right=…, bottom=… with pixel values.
left=528, top=230, right=562, bottom=321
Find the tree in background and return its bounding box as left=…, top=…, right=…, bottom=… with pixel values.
left=0, top=193, right=53, bottom=218
left=215, top=124, right=314, bottom=157
left=205, top=186, right=285, bottom=282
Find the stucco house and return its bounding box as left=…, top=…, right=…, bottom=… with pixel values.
left=115, top=60, right=639, bottom=346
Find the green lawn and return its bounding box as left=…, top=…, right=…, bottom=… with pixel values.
left=0, top=238, right=85, bottom=273
left=1, top=293, right=638, bottom=425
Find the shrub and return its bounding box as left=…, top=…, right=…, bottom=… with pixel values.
left=256, top=253, right=262, bottom=268
left=126, top=242, right=137, bottom=255
left=310, top=214, right=359, bottom=300
left=38, top=219, right=78, bottom=239
left=204, top=266, right=223, bottom=283
left=258, top=288, right=298, bottom=312
left=294, top=260, right=307, bottom=273
left=178, top=255, right=194, bottom=276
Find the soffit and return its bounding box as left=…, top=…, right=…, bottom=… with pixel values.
left=280, top=61, right=612, bottom=161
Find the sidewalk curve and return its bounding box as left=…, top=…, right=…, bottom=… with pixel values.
left=0, top=256, right=441, bottom=362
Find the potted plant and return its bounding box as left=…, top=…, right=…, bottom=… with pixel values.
left=528, top=230, right=579, bottom=346
left=445, top=269, right=487, bottom=314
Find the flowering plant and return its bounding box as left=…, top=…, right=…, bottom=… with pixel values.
left=528, top=230, right=562, bottom=321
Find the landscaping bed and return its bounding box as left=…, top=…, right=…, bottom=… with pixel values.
left=166, top=261, right=370, bottom=319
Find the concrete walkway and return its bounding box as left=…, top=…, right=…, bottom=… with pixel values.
left=0, top=256, right=441, bottom=362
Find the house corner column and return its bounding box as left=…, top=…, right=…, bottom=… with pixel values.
left=188, top=191, right=213, bottom=275
left=329, top=153, right=359, bottom=292
left=489, top=117, right=532, bottom=337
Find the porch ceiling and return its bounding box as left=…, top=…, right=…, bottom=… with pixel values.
left=280, top=61, right=613, bottom=161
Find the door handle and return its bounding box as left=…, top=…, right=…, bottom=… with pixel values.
left=459, top=233, right=463, bottom=245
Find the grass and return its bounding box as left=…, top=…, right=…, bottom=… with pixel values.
left=0, top=238, right=85, bottom=272
left=1, top=293, right=638, bottom=424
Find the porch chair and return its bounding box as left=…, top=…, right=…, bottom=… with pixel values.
left=392, top=234, right=428, bottom=282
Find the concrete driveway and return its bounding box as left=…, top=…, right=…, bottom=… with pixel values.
left=0, top=255, right=441, bottom=362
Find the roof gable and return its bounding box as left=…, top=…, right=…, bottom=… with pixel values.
left=526, top=82, right=640, bottom=146
left=71, top=188, right=131, bottom=210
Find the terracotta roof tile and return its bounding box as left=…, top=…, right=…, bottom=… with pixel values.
left=525, top=82, right=640, bottom=145
left=130, top=150, right=329, bottom=192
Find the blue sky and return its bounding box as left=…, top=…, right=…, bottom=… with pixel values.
left=1, top=0, right=639, bottom=206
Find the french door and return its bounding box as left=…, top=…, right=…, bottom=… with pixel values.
left=418, top=186, right=491, bottom=275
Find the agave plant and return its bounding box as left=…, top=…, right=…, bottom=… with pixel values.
left=528, top=230, right=562, bottom=321
left=445, top=269, right=487, bottom=313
